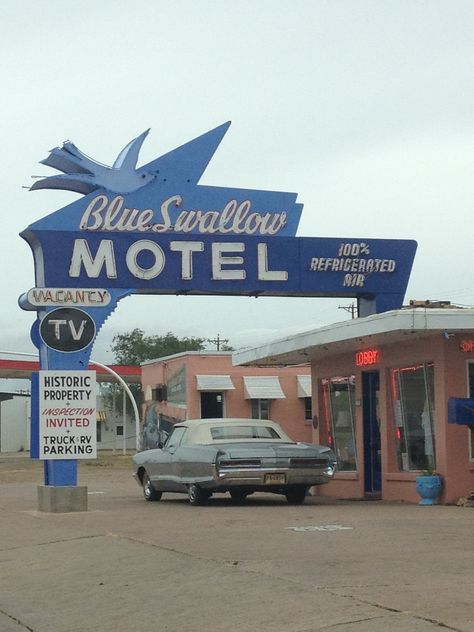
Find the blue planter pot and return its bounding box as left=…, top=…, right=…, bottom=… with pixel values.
left=415, top=475, right=443, bottom=505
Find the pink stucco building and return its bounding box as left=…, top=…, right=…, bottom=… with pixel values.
left=140, top=351, right=312, bottom=449
left=234, top=308, right=474, bottom=504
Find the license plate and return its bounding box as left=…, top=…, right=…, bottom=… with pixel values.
left=264, top=473, right=286, bottom=484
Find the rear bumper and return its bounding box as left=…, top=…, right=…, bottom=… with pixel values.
left=208, top=465, right=335, bottom=489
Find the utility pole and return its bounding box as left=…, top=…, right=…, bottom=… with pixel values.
left=338, top=303, right=358, bottom=319
left=207, top=334, right=229, bottom=351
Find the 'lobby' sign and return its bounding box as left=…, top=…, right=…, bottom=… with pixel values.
left=355, top=349, right=380, bottom=367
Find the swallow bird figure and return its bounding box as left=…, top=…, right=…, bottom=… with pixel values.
left=30, top=129, right=156, bottom=195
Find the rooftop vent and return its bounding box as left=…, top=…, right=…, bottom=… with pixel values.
left=408, top=300, right=454, bottom=309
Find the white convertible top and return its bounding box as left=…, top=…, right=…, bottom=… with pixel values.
left=174, top=418, right=293, bottom=445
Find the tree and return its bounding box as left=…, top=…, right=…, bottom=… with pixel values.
left=111, top=328, right=206, bottom=365
left=105, top=329, right=207, bottom=418
left=220, top=343, right=234, bottom=351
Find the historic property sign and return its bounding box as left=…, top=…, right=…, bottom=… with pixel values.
left=38, top=371, right=97, bottom=459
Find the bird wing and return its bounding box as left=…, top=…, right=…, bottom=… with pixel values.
left=30, top=173, right=97, bottom=195
left=113, top=129, right=150, bottom=171
left=40, top=147, right=93, bottom=175
left=60, top=142, right=108, bottom=175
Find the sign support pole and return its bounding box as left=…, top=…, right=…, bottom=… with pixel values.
left=122, top=388, right=127, bottom=456
left=30, top=317, right=98, bottom=511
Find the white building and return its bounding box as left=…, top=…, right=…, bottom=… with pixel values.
left=0, top=392, right=31, bottom=452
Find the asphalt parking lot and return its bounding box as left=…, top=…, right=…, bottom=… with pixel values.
left=1, top=453, right=473, bottom=632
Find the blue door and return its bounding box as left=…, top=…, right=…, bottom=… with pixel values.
left=362, top=371, right=381, bottom=495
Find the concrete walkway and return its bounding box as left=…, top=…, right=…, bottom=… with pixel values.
left=0, top=458, right=473, bottom=631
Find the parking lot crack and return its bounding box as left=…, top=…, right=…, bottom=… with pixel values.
left=0, top=607, right=35, bottom=631
left=322, top=589, right=466, bottom=631
left=105, top=532, right=214, bottom=562
left=1, top=533, right=105, bottom=552
left=196, top=561, right=465, bottom=632
left=99, top=533, right=466, bottom=632
left=304, top=613, right=396, bottom=630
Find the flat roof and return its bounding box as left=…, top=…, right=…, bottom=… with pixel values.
left=232, top=308, right=474, bottom=367
left=141, top=350, right=231, bottom=367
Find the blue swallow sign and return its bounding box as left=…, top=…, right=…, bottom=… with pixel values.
left=20, top=122, right=416, bottom=484
left=21, top=122, right=416, bottom=314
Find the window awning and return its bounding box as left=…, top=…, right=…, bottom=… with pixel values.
left=243, top=376, right=285, bottom=399
left=196, top=375, right=235, bottom=391
left=296, top=375, right=312, bottom=398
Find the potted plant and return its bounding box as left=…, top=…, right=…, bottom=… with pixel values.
left=415, top=468, right=443, bottom=505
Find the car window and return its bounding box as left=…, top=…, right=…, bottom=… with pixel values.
left=210, top=425, right=281, bottom=440
left=165, top=426, right=188, bottom=448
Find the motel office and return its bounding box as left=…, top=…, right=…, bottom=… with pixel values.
left=234, top=307, right=474, bottom=504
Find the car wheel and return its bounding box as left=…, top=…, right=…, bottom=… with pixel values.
left=188, top=483, right=208, bottom=506
left=285, top=485, right=307, bottom=505
left=229, top=489, right=248, bottom=503
left=142, top=472, right=162, bottom=502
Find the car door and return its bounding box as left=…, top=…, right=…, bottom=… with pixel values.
left=175, top=440, right=211, bottom=482
left=158, top=426, right=188, bottom=491
left=146, top=446, right=173, bottom=490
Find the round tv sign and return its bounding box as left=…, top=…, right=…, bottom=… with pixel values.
left=39, top=308, right=96, bottom=352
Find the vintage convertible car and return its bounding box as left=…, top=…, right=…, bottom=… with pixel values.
left=133, top=418, right=336, bottom=505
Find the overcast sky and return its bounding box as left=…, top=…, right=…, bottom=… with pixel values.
left=1, top=0, right=473, bottom=363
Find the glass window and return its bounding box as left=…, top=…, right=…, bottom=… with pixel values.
left=251, top=399, right=270, bottom=420
left=304, top=397, right=312, bottom=420
left=116, top=425, right=124, bottom=436
left=210, top=425, right=281, bottom=440
left=468, top=363, right=474, bottom=461
left=165, top=426, right=188, bottom=449
left=390, top=363, right=435, bottom=471
left=322, top=376, right=357, bottom=471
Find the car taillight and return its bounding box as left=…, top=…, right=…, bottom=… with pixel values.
left=218, top=459, right=261, bottom=468
left=290, top=458, right=328, bottom=467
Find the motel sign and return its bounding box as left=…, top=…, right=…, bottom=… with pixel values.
left=20, top=121, right=417, bottom=489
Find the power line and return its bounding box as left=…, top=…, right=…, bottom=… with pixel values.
left=338, top=303, right=357, bottom=319
left=207, top=334, right=229, bottom=351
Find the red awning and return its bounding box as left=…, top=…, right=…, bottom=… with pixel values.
left=0, top=359, right=141, bottom=383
